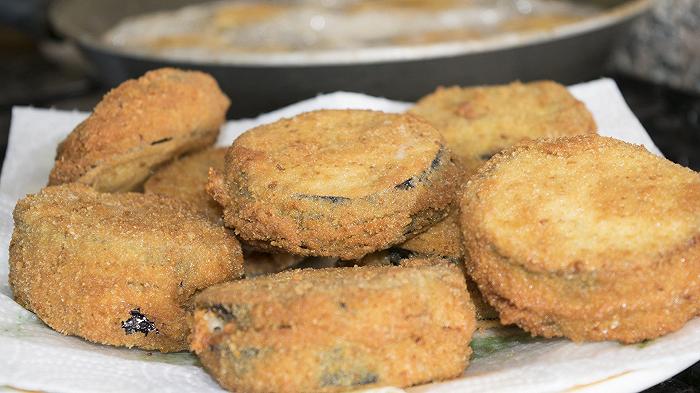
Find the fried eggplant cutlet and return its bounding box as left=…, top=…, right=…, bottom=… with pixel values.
left=461, top=134, right=700, bottom=343
left=9, top=184, right=243, bottom=352
left=144, top=147, right=227, bottom=222
left=409, top=81, right=596, bottom=173
left=144, top=146, right=304, bottom=274
left=191, top=262, right=475, bottom=393
left=49, top=68, right=230, bottom=192
left=208, top=109, right=459, bottom=260
left=355, top=211, right=498, bottom=322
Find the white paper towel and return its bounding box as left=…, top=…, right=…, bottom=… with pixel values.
left=0, top=79, right=696, bottom=393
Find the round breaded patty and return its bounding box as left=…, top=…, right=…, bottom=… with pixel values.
left=9, top=184, right=243, bottom=352
left=209, top=109, right=458, bottom=260
left=461, top=135, right=700, bottom=343
left=409, top=81, right=596, bottom=173
left=144, top=147, right=227, bottom=222
left=191, top=262, right=475, bottom=393
left=49, top=68, right=229, bottom=192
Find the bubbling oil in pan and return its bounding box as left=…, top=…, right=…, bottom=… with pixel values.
left=103, top=0, right=600, bottom=61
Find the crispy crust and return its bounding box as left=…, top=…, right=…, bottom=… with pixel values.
left=191, top=262, right=475, bottom=393
left=354, top=242, right=499, bottom=322
left=398, top=210, right=499, bottom=321
left=400, top=206, right=463, bottom=260
left=49, top=68, right=230, bottom=192
left=209, top=110, right=459, bottom=259
left=409, top=81, right=596, bottom=173
left=9, top=184, right=243, bottom=352
left=355, top=206, right=498, bottom=321
left=460, top=135, right=700, bottom=343
left=144, top=147, right=304, bottom=271
left=144, top=147, right=227, bottom=222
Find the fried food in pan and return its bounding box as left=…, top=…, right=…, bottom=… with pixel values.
left=9, top=184, right=243, bottom=352
left=409, top=81, right=596, bottom=173
left=191, top=262, right=475, bottom=393
left=49, top=68, right=230, bottom=192
left=144, top=147, right=227, bottom=222
left=208, top=109, right=459, bottom=260
left=461, top=135, right=700, bottom=343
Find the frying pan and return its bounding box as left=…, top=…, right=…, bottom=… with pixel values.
left=49, top=0, right=651, bottom=118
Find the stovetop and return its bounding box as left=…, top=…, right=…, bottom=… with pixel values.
left=0, top=48, right=698, bottom=393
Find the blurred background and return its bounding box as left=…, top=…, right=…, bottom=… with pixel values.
left=1, top=0, right=697, bottom=170
left=0, top=1, right=699, bottom=390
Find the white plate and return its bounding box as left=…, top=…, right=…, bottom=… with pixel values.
left=0, top=80, right=698, bottom=393
left=571, top=359, right=697, bottom=393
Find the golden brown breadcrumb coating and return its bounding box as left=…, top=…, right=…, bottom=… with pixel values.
left=461, top=134, right=700, bottom=343
left=145, top=147, right=227, bottom=222
left=191, top=262, right=475, bottom=393
left=400, top=206, right=463, bottom=260
left=144, top=146, right=304, bottom=273
left=49, top=68, right=230, bottom=192
left=355, top=206, right=498, bottom=321
left=209, top=109, right=459, bottom=260
left=409, top=81, right=596, bottom=173
left=9, top=184, right=243, bottom=352
left=354, top=232, right=499, bottom=323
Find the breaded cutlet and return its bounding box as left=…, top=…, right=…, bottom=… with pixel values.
left=50, top=68, right=229, bottom=192
left=10, top=183, right=243, bottom=352
left=191, top=262, right=475, bottom=392
left=461, top=135, right=700, bottom=343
